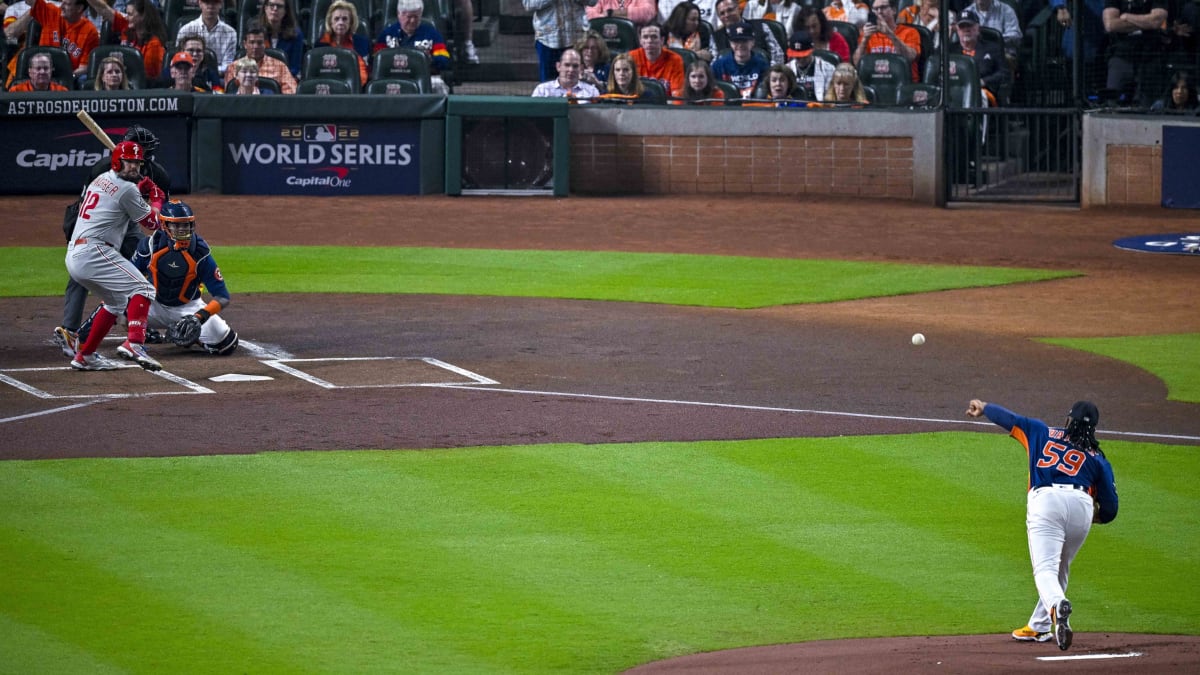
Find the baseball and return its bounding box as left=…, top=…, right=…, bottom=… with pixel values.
left=911, top=333, right=926, bottom=346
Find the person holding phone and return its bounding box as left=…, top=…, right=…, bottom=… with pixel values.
left=852, top=0, right=920, bottom=81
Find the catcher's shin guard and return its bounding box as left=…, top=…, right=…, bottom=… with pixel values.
left=202, top=329, right=239, bottom=356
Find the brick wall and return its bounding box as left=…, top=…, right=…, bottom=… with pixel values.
left=571, top=134, right=916, bottom=198
left=1104, top=144, right=1162, bottom=206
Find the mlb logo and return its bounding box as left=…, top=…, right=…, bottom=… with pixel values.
left=303, top=124, right=337, bottom=141
left=733, top=25, right=748, bottom=38
left=874, top=60, right=890, bottom=75
left=391, top=53, right=409, bottom=69
left=322, top=53, right=338, bottom=68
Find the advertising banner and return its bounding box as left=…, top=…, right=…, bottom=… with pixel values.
left=0, top=115, right=189, bottom=195
left=221, top=120, right=421, bottom=195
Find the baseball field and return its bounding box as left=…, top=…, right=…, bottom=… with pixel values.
left=1, top=194, right=1198, bottom=673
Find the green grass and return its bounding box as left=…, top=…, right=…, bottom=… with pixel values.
left=1040, top=334, right=1200, bottom=403
left=1, top=435, right=1196, bottom=673
left=0, top=246, right=1075, bottom=308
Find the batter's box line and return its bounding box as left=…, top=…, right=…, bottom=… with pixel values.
left=0, top=366, right=214, bottom=400
left=260, top=357, right=499, bottom=389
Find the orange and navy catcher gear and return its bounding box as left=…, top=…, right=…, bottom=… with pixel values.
left=110, top=140, right=146, bottom=171
left=159, top=199, right=195, bottom=245
left=132, top=228, right=230, bottom=308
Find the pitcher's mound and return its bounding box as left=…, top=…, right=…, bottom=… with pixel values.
left=625, top=633, right=1200, bottom=673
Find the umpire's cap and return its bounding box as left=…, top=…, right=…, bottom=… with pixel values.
left=1068, top=400, right=1099, bottom=428
left=124, top=124, right=159, bottom=154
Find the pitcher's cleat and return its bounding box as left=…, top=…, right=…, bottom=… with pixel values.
left=117, top=340, right=162, bottom=371
left=1053, top=599, right=1073, bottom=651
left=1012, top=625, right=1053, bottom=642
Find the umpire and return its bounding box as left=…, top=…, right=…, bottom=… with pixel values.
left=54, top=125, right=171, bottom=355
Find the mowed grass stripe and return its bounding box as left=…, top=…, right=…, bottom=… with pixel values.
left=0, top=246, right=1075, bottom=309
left=0, top=613, right=126, bottom=674
left=0, top=461, right=500, bottom=674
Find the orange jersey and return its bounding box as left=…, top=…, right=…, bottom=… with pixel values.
left=862, top=25, right=921, bottom=81
left=110, top=12, right=166, bottom=79
left=31, top=0, right=99, bottom=70
left=630, top=47, right=685, bottom=99
left=7, top=79, right=69, bottom=91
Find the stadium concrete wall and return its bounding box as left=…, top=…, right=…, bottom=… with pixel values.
left=1080, top=113, right=1200, bottom=208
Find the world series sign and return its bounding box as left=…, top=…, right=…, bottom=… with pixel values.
left=221, top=120, right=420, bottom=194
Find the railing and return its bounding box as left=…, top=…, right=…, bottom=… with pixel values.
left=945, top=107, right=1081, bottom=203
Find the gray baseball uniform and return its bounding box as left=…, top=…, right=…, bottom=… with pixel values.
left=65, top=170, right=157, bottom=314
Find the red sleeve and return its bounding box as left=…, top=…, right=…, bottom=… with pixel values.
left=31, top=0, right=56, bottom=27
left=111, top=11, right=129, bottom=34
left=829, top=32, right=850, bottom=63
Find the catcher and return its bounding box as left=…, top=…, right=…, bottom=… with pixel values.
left=129, top=199, right=239, bottom=356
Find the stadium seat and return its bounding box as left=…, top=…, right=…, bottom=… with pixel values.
left=589, top=16, right=638, bottom=53
left=297, top=76, right=353, bottom=93
left=898, top=81, right=940, bottom=107
left=226, top=75, right=282, bottom=93
left=639, top=76, right=667, bottom=104
left=667, top=47, right=696, bottom=71
left=302, top=45, right=362, bottom=91
left=369, top=46, right=432, bottom=92
left=713, top=78, right=741, bottom=105
left=827, top=20, right=858, bottom=53
left=857, top=52, right=909, bottom=106
left=365, top=77, right=420, bottom=94
left=87, top=45, right=147, bottom=89
left=14, top=46, right=75, bottom=90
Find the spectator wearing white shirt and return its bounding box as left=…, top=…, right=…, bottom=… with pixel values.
left=532, top=47, right=601, bottom=101
left=175, top=0, right=236, bottom=76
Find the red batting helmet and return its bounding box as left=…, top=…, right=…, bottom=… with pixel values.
left=110, top=140, right=146, bottom=171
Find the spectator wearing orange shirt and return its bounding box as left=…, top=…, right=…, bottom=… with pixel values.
left=5, top=0, right=98, bottom=85
left=629, top=22, right=685, bottom=97
left=853, top=0, right=921, bottom=81
left=824, top=0, right=869, bottom=27
left=8, top=50, right=69, bottom=90
left=225, top=27, right=298, bottom=93
left=85, top=0, right=167, bottom=79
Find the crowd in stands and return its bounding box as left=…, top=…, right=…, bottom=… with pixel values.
left=2, top=0, right=1197, bottom=109
left=1, top=0, right=465, bottom=93
left=529, top=0, right=1200, bottom=109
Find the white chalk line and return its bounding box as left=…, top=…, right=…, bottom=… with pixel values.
left=1037, top=651, right=1143, bottom=661
left=434, top=385, right=1200, bottom=443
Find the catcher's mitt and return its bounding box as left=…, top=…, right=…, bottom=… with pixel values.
left=169, top=314, right=202, bottom=346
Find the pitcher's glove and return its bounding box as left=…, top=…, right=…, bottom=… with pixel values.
left=169, top=314, right=203, bottom=346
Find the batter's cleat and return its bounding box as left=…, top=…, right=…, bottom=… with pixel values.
left=53, top=326, right=78, bottom=357
left=1052, top=599, right=1073, bottom=651
left=70, top=352, right=119, bottom=371
left=1012, top=625, right=1054, bottom=642
left=116, top=340, right=162, bottom=371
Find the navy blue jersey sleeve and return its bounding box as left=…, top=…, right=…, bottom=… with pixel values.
left=1091, top=455, right=1119, bottom=523
left=132, top=235, right=153, bottom=274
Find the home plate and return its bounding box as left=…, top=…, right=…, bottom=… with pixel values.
left=1037, top=652, right=1143, bottom=661
left=209, top=373, right=275, bottom=382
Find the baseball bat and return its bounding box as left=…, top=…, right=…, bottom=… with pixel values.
left=76, top=109, right=115, bottom=150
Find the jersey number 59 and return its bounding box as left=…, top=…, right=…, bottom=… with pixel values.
left=1036, top=441, right=1085, bottom=476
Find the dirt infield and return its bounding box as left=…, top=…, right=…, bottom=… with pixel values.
left=1, top=194, right=1198, bottom=670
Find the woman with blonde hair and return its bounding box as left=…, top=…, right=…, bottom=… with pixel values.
left=230, top=57, right=275, bottom=94
left=316, top=0, right=370, bottom=87
left=598, top=52, right=646, bottom=103
left=93, top=56, right=131, bottom=90
left=575, top=29, right=612, bottom=92
left=823, top=61, right=868, bottom=105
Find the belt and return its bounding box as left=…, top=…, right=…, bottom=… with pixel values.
left=1050, top=483, right=1089, bottom=492
left=73, top=238, right=114, bottom=248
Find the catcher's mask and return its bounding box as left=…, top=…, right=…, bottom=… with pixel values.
left=123, top=124, right=160, bottom=156
left=159, top=199, right=195, bottom=245
left=110, top=140, right=145, bottom=172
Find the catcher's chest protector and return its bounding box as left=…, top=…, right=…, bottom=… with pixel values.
left=148, top=243, right=205, bottom=306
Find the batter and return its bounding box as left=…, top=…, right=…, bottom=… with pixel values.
left=966, top=399, right=1119, bottom=651
left=64, top=140, right=165, bottom=371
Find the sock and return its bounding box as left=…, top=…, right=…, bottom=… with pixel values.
left=75, top=306, right=117, bottom=356
left=126, top=294, right=151, bottom=344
